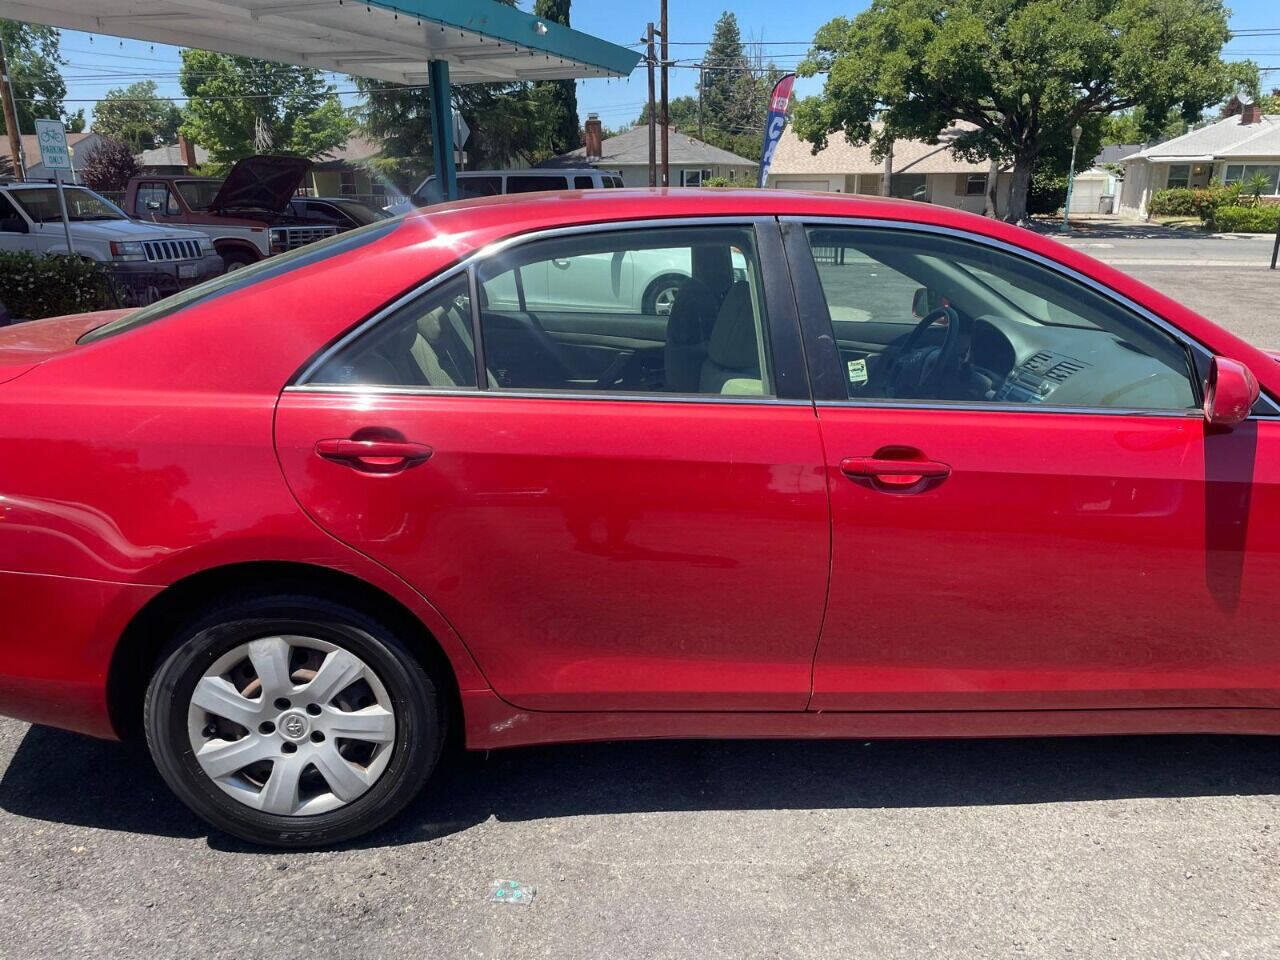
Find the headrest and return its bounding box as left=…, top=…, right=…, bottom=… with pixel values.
left=706, top=283, right=759, bottom=372
left=667, top=277, right=718, bottom=344
left=691, top=243, right=733, bottom=297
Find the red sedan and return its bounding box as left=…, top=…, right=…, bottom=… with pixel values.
left=2, top=189, right=1276, bottom=846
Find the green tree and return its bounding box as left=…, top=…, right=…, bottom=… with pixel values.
left=700, top=12, right=747, bottom=135
left=793, top=0, right=1256, bottom=222
left=1101, top=106, right=1191, bottom=147
left=353, top=0, right=561, bottom=179
left=637, top=15, right=782, bottom=162
left=179, top=50, right=352, bottom=167
left=0, top=20, right=79, bottom=134
left=1259, top=88, right=1280, bottom=114
left=91, top=81, right=183, bottom=154
left=533, top=0, right=580, bottom=155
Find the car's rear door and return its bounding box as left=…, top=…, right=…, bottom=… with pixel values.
left=275, top=218, right=830, bottom=712
left=783, top=219, right=1280, bottom=713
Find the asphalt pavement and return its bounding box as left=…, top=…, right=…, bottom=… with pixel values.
left=1043, top=222, right=1280, bottom=347
left=2, top=223, right=1280, bottom=960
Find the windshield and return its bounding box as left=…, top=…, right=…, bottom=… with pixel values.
left=175, top=179, right=223, bottom=211
left=9, top=187, right=128, bottom=223
left=331, top=200, right=388, bottom=225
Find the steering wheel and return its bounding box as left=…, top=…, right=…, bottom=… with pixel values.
left=883, top=306, right=964, bottom=399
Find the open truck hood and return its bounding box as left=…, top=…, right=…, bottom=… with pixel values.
left=0, top=310, right=131, bottom=385
left=211, top=154, right=312, bottom=216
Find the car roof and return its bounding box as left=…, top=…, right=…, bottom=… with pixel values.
left=442, top=168, right=607, bottom=177
left=401, top=186, right=973, bottom=236
left=0, top=180, right=96, bottom=189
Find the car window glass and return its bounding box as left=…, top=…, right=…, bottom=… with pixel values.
left=134, top=182, right=167, bottom=216
left=458, top=176, right=501, bottom=199
left=476, top=226, right=772, bottom=396
left=309, top=274, right=477, bottom=389
left=573, top=175, right=594, bottom=189
left=507, top=175, right=567, bottom=193
left=0, top=192, right=23, bottom=226
left=175, top=180, right=221, bottom=211
left=806, top=225, right=1196, bottom=411
left=12, top=188, right=127, bottom=222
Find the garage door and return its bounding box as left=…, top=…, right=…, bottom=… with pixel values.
left=776, top=180, right=835, bottom=192
left=1069, top=179, right=1106, bottom=214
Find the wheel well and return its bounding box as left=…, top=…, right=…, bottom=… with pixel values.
left=106, top=561, right=461, bottom=742
left=213, top=240, right=259, bottom=260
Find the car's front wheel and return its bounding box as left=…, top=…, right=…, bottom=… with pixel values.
left=145, top=595, right=442, bottom=847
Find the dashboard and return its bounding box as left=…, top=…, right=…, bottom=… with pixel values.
left=968, top=314, right=1196, bottom=410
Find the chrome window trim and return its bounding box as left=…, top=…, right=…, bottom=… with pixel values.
left=285, top=382, right=809, bottom=406
left=814, top=398, right=1205, bottom=418
left=290, top=215, right=781, bottom=403
left=788, top=215, right=1280, bottom=418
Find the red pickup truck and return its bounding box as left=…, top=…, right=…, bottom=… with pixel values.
left=123, top=155, right=338, bottom=271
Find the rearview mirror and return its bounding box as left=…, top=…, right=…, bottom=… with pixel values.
left=912, top=287, right=944, bottom=318
left=1203, top=356, right=1259, bottom=428
left=145, top=199, right=163, bottom=211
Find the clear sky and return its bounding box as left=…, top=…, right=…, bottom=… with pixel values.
left=50, top=0, right=1280, bottom=137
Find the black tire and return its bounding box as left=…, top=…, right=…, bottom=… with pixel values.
left=219, top=248, right=257, bottom=271
left=641, top=272, right=687, bottom=316
left=144, top=594, right=443, bottom=848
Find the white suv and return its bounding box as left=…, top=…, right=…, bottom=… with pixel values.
left=0, top=181, right=223, bottom=286
left=389, top=167, right=625, bottom=212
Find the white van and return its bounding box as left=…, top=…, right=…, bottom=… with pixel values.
left=391, top=168, right=625, bottom=212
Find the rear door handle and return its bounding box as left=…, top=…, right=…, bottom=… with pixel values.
left=315, top=438, right=433, bottom=471
left=840, top=456, right=950, bottom=489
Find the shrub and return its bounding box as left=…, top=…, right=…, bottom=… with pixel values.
left=1150, top=183, right=1245, bottom=219
left=0, top=252, right=116, bottom=321
left=701, top=176, right=733, bottom=187
left=1207, top=204, right=1280, bottom=233
left=1027, top=171, right=1069, bottom=215
left=1148, top=187, right=1198, bottom=216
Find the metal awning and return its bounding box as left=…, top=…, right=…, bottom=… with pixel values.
left=0, top=0, right=640, bottom=83
left=0, top=0, right=640, bottom=198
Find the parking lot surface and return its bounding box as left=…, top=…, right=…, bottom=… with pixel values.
left=2, top=229, right=1279, bottom=960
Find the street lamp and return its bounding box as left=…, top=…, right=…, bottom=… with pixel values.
left=1061, top=123, right=1083, bottom=233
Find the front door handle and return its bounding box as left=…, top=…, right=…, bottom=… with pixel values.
left=840, top=455, right=950, bottom=490
left=315, top=438, right=433, bottom=472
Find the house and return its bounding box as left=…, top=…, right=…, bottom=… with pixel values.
left=1118, top=103, right=1280, bottom=217
left=541, top=115, right=758, bottom=187
left=765, top=124, right=1013, bottom=214
left=303, top=136, right=401, bottom=202
left=0, top=131, right=104, bottom=181
left=137, top=136, right=209, bottom=175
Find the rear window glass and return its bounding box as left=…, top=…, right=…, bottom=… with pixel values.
left=79, top=217, right=401, bottom=344
left=574, top=175, right=594, bottom=189
left=507, top=175, right=567, bottom=193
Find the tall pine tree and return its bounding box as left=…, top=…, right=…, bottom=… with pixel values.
left=533, top=0, right=580, bottom=155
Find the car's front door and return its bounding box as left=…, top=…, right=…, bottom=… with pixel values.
left=275, top=220, right=830, bottom=712
left=784, top=220, right=1280, bottom=712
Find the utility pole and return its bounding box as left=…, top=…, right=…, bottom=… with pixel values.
left=645, top=23, right=656, bottom=187
left=659, top=0, right=670, bottom=187
left=0, top=35, right=25, bottom=181
left=697, top=65, right=705, bottom=140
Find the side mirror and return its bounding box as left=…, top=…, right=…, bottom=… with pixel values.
left=1203, top=356, right=1260, bottom=428
left=0, top=216, right=27, bottom=233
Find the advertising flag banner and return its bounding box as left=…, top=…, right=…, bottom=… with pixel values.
left=757, top=74, right=796, bottom=188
